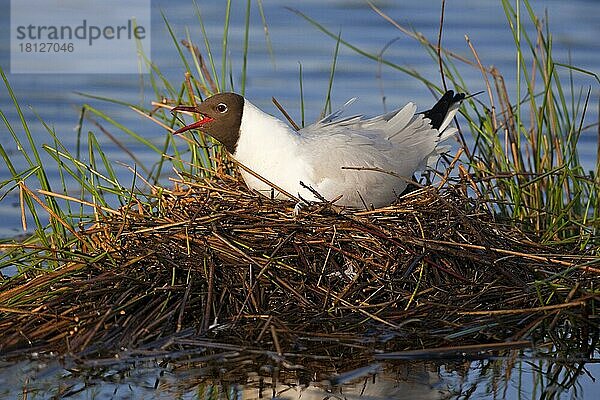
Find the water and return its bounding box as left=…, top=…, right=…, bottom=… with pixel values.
left=0, top=351, right=598, bottom=399
left=1, top=0, right=599, bottom=398
left=0, top=0, right=598, bottom=238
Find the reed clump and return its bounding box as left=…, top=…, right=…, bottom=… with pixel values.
left=1, top=169, right=597, bottom=369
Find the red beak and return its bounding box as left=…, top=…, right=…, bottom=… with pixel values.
left=171, top=105, right=214, bottom=135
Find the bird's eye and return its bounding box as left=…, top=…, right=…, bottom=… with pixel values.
left=216, top=103, right=228, bottom=113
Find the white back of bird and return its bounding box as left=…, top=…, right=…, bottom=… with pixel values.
left=234, top=99, right=460, bottom=208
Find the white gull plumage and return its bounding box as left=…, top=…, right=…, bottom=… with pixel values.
left=172, top=91, right=464, bottom=209
left=233, top=97, right=461, bottom=208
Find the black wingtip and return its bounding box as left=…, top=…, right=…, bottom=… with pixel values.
left=422, top=90, right=466, bottom=130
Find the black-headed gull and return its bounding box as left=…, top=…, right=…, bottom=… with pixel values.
left=172, top=91, right=464, bottom=208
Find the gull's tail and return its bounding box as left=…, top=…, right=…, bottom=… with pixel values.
left=423, top=90, right=465, bottom=137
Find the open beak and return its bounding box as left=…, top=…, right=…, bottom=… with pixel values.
left=171, top=105, right=214, bottom=135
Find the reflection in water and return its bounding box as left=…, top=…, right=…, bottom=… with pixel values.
left=1, top=351, right=598, bottom=399
left=243, top=363, right=449, bottom=399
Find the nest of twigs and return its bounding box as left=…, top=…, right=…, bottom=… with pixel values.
left=0, top=172, right=598, bottom=372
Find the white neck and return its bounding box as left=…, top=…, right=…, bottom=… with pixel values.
left=233, top=100, right=298, bottom=160
left=232, top=100, right=310, bottom=199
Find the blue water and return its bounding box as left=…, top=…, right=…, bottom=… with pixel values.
left=1, top=0, right=599, bottom=238
left=1, top=1, right=599, bottom=398
left=1, top=352, right=598, bottom=399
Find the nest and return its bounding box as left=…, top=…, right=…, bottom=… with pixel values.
left=0, top=172, right=598, bottom=374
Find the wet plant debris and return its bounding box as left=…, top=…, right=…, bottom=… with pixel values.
left=0, top=172, right=598, bottom=370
